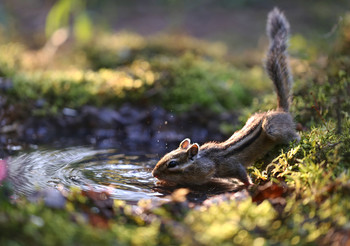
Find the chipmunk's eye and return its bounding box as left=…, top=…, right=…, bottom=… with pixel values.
left=167, top=160, right=178, bottom=168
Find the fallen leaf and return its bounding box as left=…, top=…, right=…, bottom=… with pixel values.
left=252, top=181, right=287, bottom=203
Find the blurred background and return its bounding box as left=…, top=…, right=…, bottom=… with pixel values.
left=1, top=0, right=349, bottom=51
left=0, top=0, right=349, bottom=153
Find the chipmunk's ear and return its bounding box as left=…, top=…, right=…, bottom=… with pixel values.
left=179, top=138, right=191, bottom=149
left=187, top=143, right=199, bottom=159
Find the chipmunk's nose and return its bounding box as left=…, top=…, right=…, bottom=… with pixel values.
left=152, top=169, right=159, bottom=178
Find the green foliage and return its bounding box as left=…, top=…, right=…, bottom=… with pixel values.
left=46, top=0, right=92, bottom=43
left=186, top=199, right=276, bottom=245
left=290, top=34, right=319, bottom=60
left=289, top=14, right=350, bottom=129
left=292, top=60, right=350, bottom=130
left=332, top=12, right=350, bottom=59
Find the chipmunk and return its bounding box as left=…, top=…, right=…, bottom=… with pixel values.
left=152, top=8, right=300, bottom=186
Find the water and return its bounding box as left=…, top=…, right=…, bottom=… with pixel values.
left=7, top=146, right=240, bottom=203
left=7, top=146, right=166, bottom=203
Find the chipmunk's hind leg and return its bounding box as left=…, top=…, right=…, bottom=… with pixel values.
left=236, top=163, right=252, bottom=186
left=263, top=112, right=300, bottom=144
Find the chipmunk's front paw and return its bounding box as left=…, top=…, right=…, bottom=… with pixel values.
left=155, top=180, right=177, bottom=186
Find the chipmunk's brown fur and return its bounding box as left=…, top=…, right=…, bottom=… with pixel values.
left=152, top=8, right=300, bottom=186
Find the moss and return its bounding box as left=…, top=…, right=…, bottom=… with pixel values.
left=0, top=42, right=25, bottom=77
left=84, top=32, right=227, bottom=69
left=8, top=64, right=155, bottom=112
left=1, top=35, right=260, bottom=114
left=150, top=53, right=253, bottom=113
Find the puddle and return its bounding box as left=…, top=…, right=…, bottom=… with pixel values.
left=7, top=147, right=164, bottom=203
left=7, top=146, right=240, bottom=203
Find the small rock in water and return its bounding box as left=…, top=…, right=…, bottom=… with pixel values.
left=0, top=77, right=13, bottom=91
left=62, top=108, right=78, bottom=117
left=28, top=188, right=66, bottom=209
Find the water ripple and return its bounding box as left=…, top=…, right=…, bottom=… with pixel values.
left=7, top=146, right=160, bottom=202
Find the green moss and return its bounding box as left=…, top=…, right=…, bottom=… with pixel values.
left=150, top=53, right=253, bottom=112
left=0, top=42, right=25, bottom=77
left=185, top=199, right=276, bottom=245
left=1, top=36, right=259, bottom=114
left=84, top=32, right=227, bottom=69
left=8, top=64, right=155, bottom=111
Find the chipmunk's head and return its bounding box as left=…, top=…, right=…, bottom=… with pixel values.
left=152, top=138, right=201, bottom=184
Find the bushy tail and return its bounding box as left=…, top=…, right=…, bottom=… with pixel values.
left=266, top=8, right=293, bottom=112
